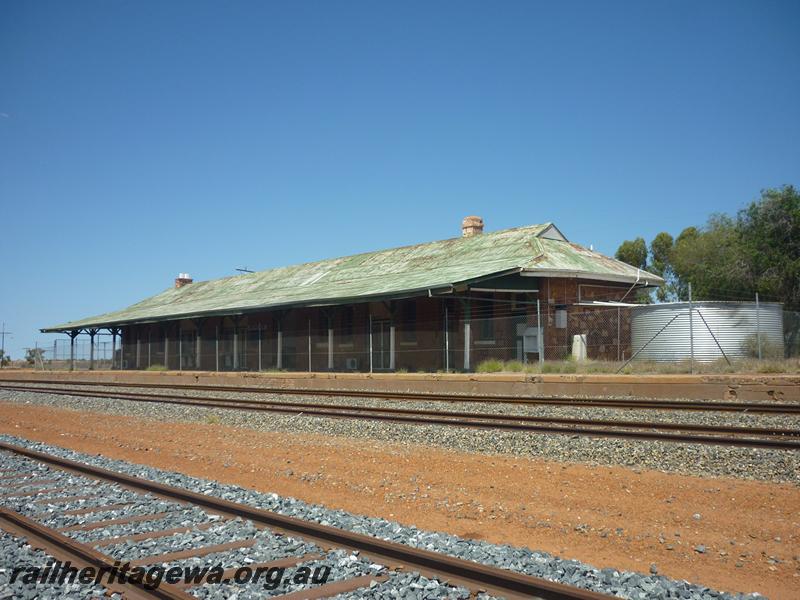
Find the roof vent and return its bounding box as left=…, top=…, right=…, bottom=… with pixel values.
left=175, top=273, right=193, bottom=288
left=461, top=215, right=484, bottom=237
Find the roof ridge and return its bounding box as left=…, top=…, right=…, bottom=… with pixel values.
left=41, top=220, right=668, bottom=332
left=185, top=222, right=551, bottom=286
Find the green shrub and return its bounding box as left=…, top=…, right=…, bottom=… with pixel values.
left=705, top=358, right=737, bottom=373
left=145, top=364, right=167, bottom=371
left=471, top=355, right=800, bottom=375
left=756, top=361, right=789, bottom=374
left=476, top=359, right=504, bottom=373
left=538, top=361, right=578, bottom=374
left=583, top=361, right=616, bottom=373
left=741, top=334, right=783, bottom=360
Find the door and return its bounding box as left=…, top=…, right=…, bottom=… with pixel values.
left=371, top=319, right=391, bottom=370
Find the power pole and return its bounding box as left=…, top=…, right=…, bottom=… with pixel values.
left=0, top=322, right=12, bottom=368
left=35, top=342, right=43, bottom=370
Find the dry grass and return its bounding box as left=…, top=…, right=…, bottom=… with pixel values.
left=475, top=358, right=800, bottom=375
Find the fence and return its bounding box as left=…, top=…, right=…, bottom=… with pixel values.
left=35, top=297, right=800, bottom=373
left=556, top=304, right=799, bottom=369
left=118, top=305, right=797, bottom=373
left=41, top=335, right=117, bottom=370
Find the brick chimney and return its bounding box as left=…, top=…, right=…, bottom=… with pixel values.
left=174, top=273, right=193, bottom=288
left=461, top=215, right=484, bottom=237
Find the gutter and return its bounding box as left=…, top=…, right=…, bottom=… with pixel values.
left=521, top=268, right=662, bottom=287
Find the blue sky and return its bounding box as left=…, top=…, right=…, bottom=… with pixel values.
left=1, top=1, right=798, bottom=358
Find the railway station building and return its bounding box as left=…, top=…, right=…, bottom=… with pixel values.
left=42, top=217, right=663, bottom=372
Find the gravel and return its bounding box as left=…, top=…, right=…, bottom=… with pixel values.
left=2, top=386, right=798, bottom=482
left=0, top=442, right=471, bottom=599
left=0, top=466, right=98, bottom=494
left=188, top=550, right=383, bottom=599
left=34, top=497, right=189, bottom=531
left=104, top=520, right=316, bottom=565
left=100, top=518, right=262, bottom=561
left=0, top=434, right=767, bottom=599
left=71, top=506, right=213, bottom=544
left=329, top=572, right=472, bottom=600
left=0, top=531, right=118, bottom=600
left=9, top=382, right=800, bottom=427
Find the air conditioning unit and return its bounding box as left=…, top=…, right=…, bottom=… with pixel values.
left=345, top=357, right=358, bottom=370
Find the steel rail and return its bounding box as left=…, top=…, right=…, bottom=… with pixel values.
left=1, top=377, right=798, bottom=413
left=0, top=441, right=612, bottom=600
left=0, top=508, right=193, bottom=600
left=4, top=383, right=800, bottom=437
left=2, top=384, right=800, bottom=450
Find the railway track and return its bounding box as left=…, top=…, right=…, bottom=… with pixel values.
left=2, top=382, right=800, bottom=450
left=0, top=440, right=612, bottom=600
left=2, top=376, right=798, bottom=413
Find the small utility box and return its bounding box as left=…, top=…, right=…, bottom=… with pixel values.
left=523, top=327, right=540, bottom=354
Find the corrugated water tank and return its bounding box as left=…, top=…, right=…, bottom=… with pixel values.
left=630, top=301, right=784, bottom=362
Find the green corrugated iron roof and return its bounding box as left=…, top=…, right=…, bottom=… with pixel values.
left=42, top=223, right=664, bottom=332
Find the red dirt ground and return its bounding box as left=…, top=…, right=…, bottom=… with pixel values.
left=0, top=402, right=797, bottom=599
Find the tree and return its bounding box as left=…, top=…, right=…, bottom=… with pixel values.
left=25, top=348, right=45, bottom=366
left=615, top=237, right=648, bottom=270
left=0, top=350, right=9, bottom=367
left=670, top=215, right=746, bottom=300
left=649, top=232, right=675, bottom=301
left=617, top=185, right=799, bottom=308
left=614, top=237, right=654, bottom=303
left=736, top=185, right=800, bottom=308
left=649, top=232, right=673, bottom=276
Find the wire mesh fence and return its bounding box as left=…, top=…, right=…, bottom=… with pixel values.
left=551, top=305, right=799, bottom=367
left=44, top=336, right=116, bottom=370
left=34, top=293, right=800, bottom=373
